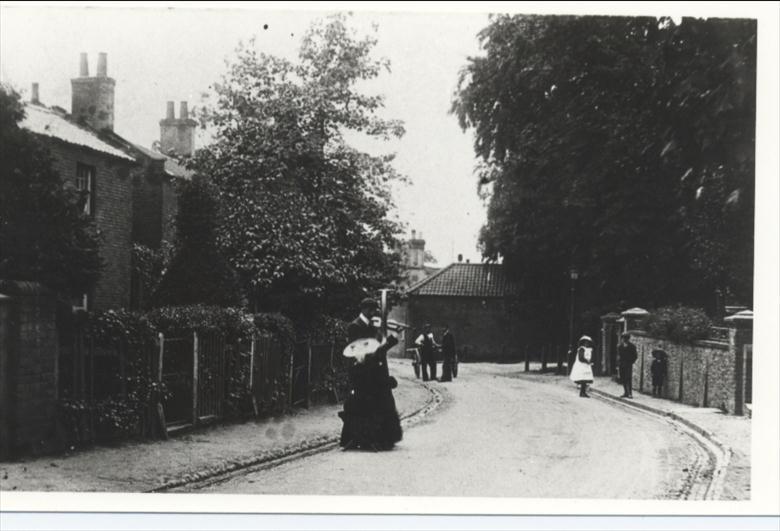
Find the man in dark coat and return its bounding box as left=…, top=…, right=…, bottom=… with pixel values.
left=338, top=298, right=403, bottom=451
left=439, top=324, right=456, bottom=382
left=617, top=332, right=638, bottom=398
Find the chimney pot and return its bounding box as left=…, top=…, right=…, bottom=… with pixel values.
left=411, top=230, right=416, bottom=240
left=166, top=101, right=175, bottom=119
left=97, top=52, right=107, bottom=77
left=458, top=254, right=463, bottom=263
left=79, top=53, right=89, bottom=76
left=466, top=259, right=470, bottom=263
left=31, top=83, right=39, bottom=104
left=180, top=101, right=188, bottom=120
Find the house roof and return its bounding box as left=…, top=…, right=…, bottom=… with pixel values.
left=131, top=142, right=194, bottom=179
left=20, top=104, right=135, bottom=162
left=406, top=262, right=519, bottom=298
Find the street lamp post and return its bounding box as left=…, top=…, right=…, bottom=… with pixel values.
left=566, top=268, right=579, bottom=373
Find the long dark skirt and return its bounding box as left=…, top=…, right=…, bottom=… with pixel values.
left=339, top=360, right=402, bottom=449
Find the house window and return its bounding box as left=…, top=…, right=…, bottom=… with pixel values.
left=75, top=163, right=95, bottom=216
left=72, top=293, right=88, bottom=312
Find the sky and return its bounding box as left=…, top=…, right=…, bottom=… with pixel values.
left=0, top=4, right=490, bottom=265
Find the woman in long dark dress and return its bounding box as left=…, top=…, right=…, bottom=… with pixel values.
left=338, top=298, right=403, bottom=451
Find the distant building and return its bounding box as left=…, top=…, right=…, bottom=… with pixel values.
left=395, top=229, right=439, bottom=288
left=19, top=53, right=193, bottom=310
left=405, top=260, right=523, bottom=362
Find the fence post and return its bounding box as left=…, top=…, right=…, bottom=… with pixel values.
left=541, top=344, right=547, bottom=372
left=192, top=331, right=199, bottom=426
left=157, top=333, right=164, bottom=382
left=249, top=337, right=259, bottom=417
left=556, top=344, right=563, bottom=374
left=524, top=345, right=529, bottom=372
left=306, top=340, right=312, bottom=409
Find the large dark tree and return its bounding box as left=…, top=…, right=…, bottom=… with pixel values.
left=0, top=85, right=103, bottom=297
left=452, top=15, right=755, bottom=338
left=151, top=175, right=243, bottom=308
left=192, top=14, right=405, bottom=320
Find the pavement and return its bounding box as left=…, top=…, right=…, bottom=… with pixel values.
left=0, top=360, right=750, bottom=500
left=508, top=367, right=751, bottom=501
left=0, top=359, right=432, bottom=493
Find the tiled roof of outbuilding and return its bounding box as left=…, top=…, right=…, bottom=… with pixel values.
left=406, top=263, right=519, bottom=298
left=20, top=104, right=135, bottom=161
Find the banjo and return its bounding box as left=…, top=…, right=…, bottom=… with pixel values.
left=342, top=290, right=406, bottom=362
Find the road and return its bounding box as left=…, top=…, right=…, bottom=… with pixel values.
left=193, top=362, right=705, bottom=499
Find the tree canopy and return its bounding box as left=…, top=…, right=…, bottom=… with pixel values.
left=452, top=15, right=755, bottom=334
left=192, top=14, right=405, bottom=319
left=0, top=85, right=103, bottom=297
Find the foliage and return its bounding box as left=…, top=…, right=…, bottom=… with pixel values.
left=151, top=175, right=244, bottom=308
left=59, top=309, right=168, bottom=443
left=0, top=85, right=103, bottom=296
left=147, top=304, right=256, bottom=339
left=644, top=305, right=713, bottom=343
left=452, top=15, right=755, bottom=336
left=131, top=242, right=172, bottom=310
left=192, top=14, right=405, bottom=318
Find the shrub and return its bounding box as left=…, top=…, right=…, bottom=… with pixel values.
left=644, top=305, right=713, bottom=343
left=147, top=304, right=256, bottom=339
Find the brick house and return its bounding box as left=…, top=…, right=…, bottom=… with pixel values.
left=19, top=53, right=193, bottom=310
left=20, top=86, right=136, bottom=310
left=405, top=261, right=523, bottom=362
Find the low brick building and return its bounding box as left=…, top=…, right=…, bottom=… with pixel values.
left=405, top=262, right=522, bottom=362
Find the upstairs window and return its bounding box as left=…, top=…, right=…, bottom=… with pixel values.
left=75, top=163, right=95, bottom=216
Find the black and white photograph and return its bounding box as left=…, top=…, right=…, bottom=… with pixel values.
left=0, top=1, right=778, bottom=525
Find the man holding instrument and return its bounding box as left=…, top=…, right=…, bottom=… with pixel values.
left=338, top=297, right=403, bottom=451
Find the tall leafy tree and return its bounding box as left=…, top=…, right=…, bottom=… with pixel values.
left=0, top=85, right=103, bottom=297
left=193, top=14, right=405, bottom=319
left=452, top=15, right=755, bottom=338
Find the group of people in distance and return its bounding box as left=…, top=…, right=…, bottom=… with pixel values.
left=413, top=323, right=457, bottom=382
left=569, top=332, right=668, bottom=399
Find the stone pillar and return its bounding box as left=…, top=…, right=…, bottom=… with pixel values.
left=621, top=307, right=649, bottom=333
left=725, top=310, right=753, bottom=416
left=600, top=312, right=622, bottom=377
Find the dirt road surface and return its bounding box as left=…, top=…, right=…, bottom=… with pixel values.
left=193, top=362, right=704, bottom=499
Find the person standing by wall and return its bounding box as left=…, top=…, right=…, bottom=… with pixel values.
left=415, top=323, right=439, bottom=382
left=440, top=324, right=456, bottom=382
left=650, top=349, right=668, bottom=398
left=617, top=332, right=638, bottom=398
left=569, top=335, right=595, bottom=397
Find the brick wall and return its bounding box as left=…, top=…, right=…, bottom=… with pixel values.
left=0, top=281, right=60, bottom=458
left=407, top=295, right=524, bottom=361
left=45, top=140, right=134, bottom=310
left=629, top=330, right=737, bottom=411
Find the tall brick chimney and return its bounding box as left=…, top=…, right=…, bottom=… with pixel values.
left=159, top=100, right=197, bottom=156
left=71, top=52, right=115, bottom=131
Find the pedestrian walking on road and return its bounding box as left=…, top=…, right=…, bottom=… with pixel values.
left=618, top=332, right=638, bottom=398
left=338, top=298, right=403, bottom=451
left=415, top=323, right=439, bottom=382
left=569, top=335, right=594, bottom=397
left=650, top=349, right=667, bottom=397
left=439, top=324, right=456, bottom=382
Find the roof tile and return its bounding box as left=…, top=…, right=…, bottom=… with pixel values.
left=407, top=263, right=519, bottom=298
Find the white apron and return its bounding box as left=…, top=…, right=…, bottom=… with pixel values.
left=569, top=346, right=594, bottom=383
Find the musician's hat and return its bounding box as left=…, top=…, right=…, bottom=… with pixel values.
left=360, top=297, right=378, bottom=310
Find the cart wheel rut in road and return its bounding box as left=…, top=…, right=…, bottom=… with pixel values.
left=185, top=363, right=717, bottom=499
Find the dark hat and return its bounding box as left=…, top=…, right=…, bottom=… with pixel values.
left=360, top=297, right=378, bottom=309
